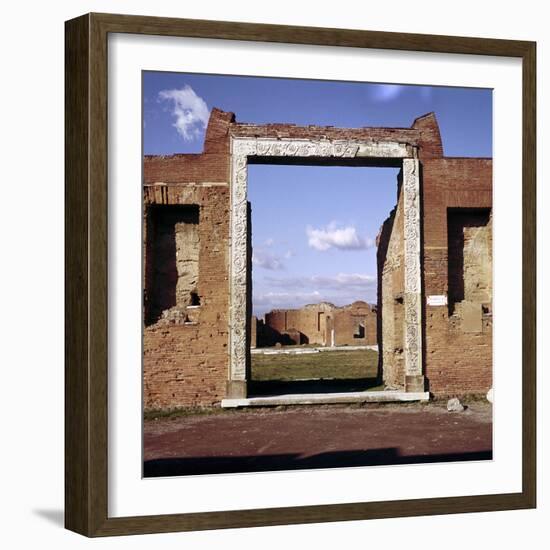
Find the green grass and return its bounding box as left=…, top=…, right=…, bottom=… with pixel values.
left=251, top=348, right=379, bottom=381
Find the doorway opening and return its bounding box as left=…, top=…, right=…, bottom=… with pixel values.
left=247, top=164, right=400, bottom=397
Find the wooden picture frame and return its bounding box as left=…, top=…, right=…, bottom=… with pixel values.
left=65, top=12, right=536, bottom=537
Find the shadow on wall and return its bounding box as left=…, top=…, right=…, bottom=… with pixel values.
left=145, top=204, right=200, bottom=325
left=255, top=321, right=307, bottom=346
left=144, top=448, right=493, bottom=477
left=447, top=207, right=492, bottom=316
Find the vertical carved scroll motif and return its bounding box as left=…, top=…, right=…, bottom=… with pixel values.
left=229, top=138, right=420, bottom=384
left=229, top=140, right=256, bottom=379
left=403, top=158, right=423, bottom=377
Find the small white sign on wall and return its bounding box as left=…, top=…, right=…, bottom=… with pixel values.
left=427, top=295, right=448, bottom=306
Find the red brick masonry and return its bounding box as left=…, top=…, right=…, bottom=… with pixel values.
left=143, top=109, right=492, bottom=409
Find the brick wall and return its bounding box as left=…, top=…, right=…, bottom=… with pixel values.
left=144, top=205, right=199, bottom=325
left=264, top=303, right=334, bottom=346
left=422, top=158, right=493, bottom=396
left=144, top=108, right=492, bottom=408
left=230, top=112, right=443, bottom=161
left=143, top=176, right=232, bottom=407
left=332, top=302, right=377, bottom=346
left=262, top=302, right=377, bottom=347
left=377, top=178, right=406, bottom=388
left=377, top=157, right=493, bottom=396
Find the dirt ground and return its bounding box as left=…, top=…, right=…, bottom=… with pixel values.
left=143, top=402, right=492, bottom=477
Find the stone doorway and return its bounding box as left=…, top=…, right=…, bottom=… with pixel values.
left=226, top=137, right=425, bottom=401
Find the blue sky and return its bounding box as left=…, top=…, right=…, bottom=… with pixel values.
left=143, top=72, right=492, bottom=317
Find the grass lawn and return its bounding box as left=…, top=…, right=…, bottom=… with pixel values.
left=251, top=348, right=379, bottom=382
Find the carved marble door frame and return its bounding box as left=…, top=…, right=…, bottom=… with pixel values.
left=227, top=137, right=423, bottom=398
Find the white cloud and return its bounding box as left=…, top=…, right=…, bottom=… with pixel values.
left=254, top=272, right=377, bottom=314
left=368, top=83, right=434, bottom=103
left=370, top=84, right=405, bottom=102
left=252, top=249, right=285, bottom=271
left=306, top=222, right=374, bottom=251
left=420, top=87, right=434, bottom=101
left=158, top=85, right=210, bottom=141
left=254, top=290, right=323, bottom=307
left=265, top=273, right=376, bottom=292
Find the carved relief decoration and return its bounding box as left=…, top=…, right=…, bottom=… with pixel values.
left=230, top=138, right=422, bottom=383
left=402, top=159, right=423, bottom=376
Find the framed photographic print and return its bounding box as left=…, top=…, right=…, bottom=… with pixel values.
left=65, top=12, right=536, bottom=537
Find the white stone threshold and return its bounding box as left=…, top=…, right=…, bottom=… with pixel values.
left=221, top=390, right=429, bottom=408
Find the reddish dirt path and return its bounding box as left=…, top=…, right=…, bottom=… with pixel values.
left=143, top=403, right=492, bottom=477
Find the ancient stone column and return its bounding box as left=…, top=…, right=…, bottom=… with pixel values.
left=402, top=158, right=425, bottom=392
left=227, top=139, right=256, bottom=398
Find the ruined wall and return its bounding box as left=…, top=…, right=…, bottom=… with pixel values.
left=144, top=107, right=491, bottom=408
left=332, top=302, right=377, bottom=346
left=143, top=184, right=230, bottom=409
left=250, top=315, right=258, bottom=349
left=230, top=112, right=443, bottom=161
left=144, top=206, right=199, bottom=325
left=448, top=209, right=492, bottom=311
left=422, top=159, right=493, bottom=396
left=143, top=109, right=233, bottom=409
left=377, top=180, right=406, bottom=388
left=264, top=303, right=333, bottom=345
left=264, top=305, right=329, bottom=346
left=378, top=157, right=493, bottom=396
left=262, top=302, right=376, bottom=347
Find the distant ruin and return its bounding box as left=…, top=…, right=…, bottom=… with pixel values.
left=143, top=108, right=492, bottom=409
left=252, top=301, right=377, bottom=348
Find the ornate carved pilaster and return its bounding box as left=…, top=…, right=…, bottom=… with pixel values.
left=402, top=158, right=424, bottom=390
left=229, top=139, right=256, bottom=382
left=229, top=138, right=423, bottom=393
